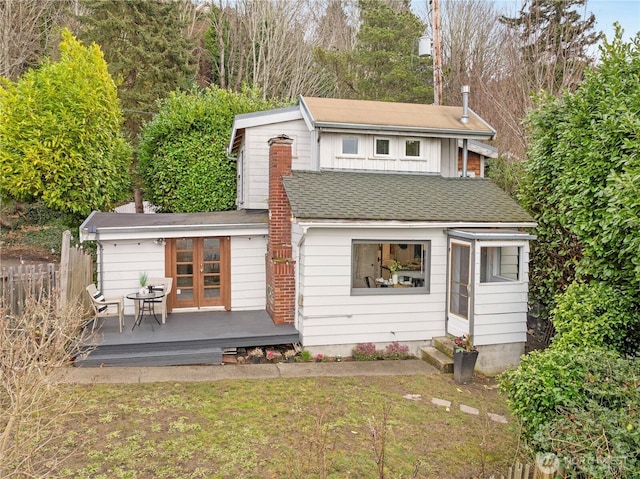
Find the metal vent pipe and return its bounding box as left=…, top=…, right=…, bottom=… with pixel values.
left=461, top=85, right=470, bottom=177
left=461, top=85, right=470, bottom=124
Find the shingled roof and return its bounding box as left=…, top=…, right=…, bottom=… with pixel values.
left=282, top=171, right=534, bottom=224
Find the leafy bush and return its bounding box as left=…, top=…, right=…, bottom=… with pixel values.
left=0, top=29, right=132, bottom=216
left=551, top=281, right=640, bottom=357
left=518, top=29, right=640, bottom=318
left=537, top=400, right=639, bottom=478
left=498, top=347, right=640, bottom=478
left=351, top=343, right=380, bottom=361
left=383, top=341, right=411, bottom=359
left=138, top=86, right=291, bottom=213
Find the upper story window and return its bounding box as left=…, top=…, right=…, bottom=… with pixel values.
left=404, top=139, right=421, bottom=158
left=342, top=137, right=359, bottom=155
left=352, top=241, right=430, bottom=294
left=480, top=246, right=520, bottom=283
left=375, top=138, right=390, bottom=156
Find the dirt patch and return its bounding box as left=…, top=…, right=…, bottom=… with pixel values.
left=1, top=248, right=57, bottom=268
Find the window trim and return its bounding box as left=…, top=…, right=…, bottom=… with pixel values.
left=351, top=240, right=431, bottom=295
left=374, top=137, right=391, bottom=157
left=403, top=138, right=422, bottom=159
left=480, top=245, right=522, bottom=284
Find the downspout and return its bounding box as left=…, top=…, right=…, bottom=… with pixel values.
left=461, top=85, right=470, bottom=177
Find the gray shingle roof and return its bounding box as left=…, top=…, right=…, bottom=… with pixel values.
left=82, top=209, right=268, bottom=230
left=282, top=171, right=534, bottom=223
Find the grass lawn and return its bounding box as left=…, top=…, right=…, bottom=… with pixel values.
left=48, top=372, right=522, bottom=479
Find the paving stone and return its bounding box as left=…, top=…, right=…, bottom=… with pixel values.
left=431, top=397, right=451, bottom=408
left=403, top=394, right=422, bottom=401
left=460, top=404, right=480, bottom=415
left=487, top=412, right=508, bottom=423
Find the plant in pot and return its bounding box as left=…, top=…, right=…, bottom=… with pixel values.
left=283, top=349, right=297, bottom=363
left=138, top=272, right=149, bottom=295
left=248, top=347, right=264, bottom=364
left=388, top=260, right=402, bottom=285
left=453, top=334, right=478, bottom=384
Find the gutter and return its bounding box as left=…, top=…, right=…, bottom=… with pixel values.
left=79, top=222, right=268, bottom=240
left=317, top=123, right=495, bottom=140
left=295, top=220, right=537, bottom=230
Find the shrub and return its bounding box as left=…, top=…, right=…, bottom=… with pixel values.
left=351, top=343, right=380, bottom=361
left=551, top=281, right=640, bottom=357
left=537, top=401, right=639, bottom=478
left=382, top=341, right=411, bottom=359
left=498, top=347, right=638, bottom=474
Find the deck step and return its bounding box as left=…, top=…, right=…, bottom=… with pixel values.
left=420, top=346, right=453, bottom=373
left=75, top=346, right=223, bottom=367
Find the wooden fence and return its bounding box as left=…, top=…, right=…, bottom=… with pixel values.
left=486, top=460, right=559, bottom=479
left=1, top=230, right=92, bottom=315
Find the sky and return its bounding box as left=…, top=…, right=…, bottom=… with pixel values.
left=414, top=1, right=640, bottom=43
left=587, top=0, right=640, bottom=41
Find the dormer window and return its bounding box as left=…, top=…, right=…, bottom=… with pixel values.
left=405, top=139, right=421, bottom=158
left=342, top=137, right=358, bottom=155
left=375, top=138, right=390, bottom=156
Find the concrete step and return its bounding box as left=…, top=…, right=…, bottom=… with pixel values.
left=432, top=336, right=456, bottom=358
left=420, top=346, right=453, bottom=373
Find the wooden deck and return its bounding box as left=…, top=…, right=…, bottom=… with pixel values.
left=75, top=310, right=299, bottom=367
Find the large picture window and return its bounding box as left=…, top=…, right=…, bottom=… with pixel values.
left=480, top=246, right=520, bottom=283
left=352, top=241, right=430, bottom=294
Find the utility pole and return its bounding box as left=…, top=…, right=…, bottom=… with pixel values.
left=432, top=0, right=443, bottom=105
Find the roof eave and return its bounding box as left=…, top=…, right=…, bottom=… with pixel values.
left=80, top=222, right=269, bottom=242
left=316, top=122, right=496, bottom=140
left=294, top=219, right=537, bottom=229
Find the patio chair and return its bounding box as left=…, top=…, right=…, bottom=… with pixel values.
left=86, top=283, right=124, bottom=333
left=134, top=277, right=172, bottom=324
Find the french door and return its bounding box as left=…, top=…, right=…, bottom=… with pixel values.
left=167, top=237, right=230, bottom=310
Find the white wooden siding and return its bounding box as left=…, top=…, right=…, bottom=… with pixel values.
left=440, top=138, right=457, bottom=177
left=318, top=133, right=442, bottom=173
left=97, top=233, right=268, bottom=315
left=472, top=241, right=530, bottom=346
left=230, top=236, right=267, bottom=310
left=296, top=226, right=448, bottom=347
left=97, top=240, right=166, bottom=315
left=240, top=119, right=312, bottom=210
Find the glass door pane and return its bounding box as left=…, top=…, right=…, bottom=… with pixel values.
left=202, top=238, right=221, bottom=299
left=175, top=238, right=195, bottom=305
left=450, top=243, right=470, bottom=319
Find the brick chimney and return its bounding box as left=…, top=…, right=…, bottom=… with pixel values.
left=266, top=135, right=295, bottom=324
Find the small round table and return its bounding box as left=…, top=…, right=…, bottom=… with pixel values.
left=126, top=291, right=165, bottom=330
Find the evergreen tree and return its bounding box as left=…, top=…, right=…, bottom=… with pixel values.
left=78, top=0, right=196, bottom=136
left=0, top=29, right=131, bottom=216
left=500, top=0, right=601, bottom=94
left=316, top=0, right=431, bottom=103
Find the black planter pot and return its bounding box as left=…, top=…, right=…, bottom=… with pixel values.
left=453, top=350, right=479, bottom=384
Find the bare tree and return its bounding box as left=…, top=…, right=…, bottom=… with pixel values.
left=206, top=0, right=333, bottom=98
left=0, top=0, right=74, bottom=80
left=0, top=290, right=92, bottom=477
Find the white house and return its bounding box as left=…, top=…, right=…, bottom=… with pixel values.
left=80, top=96, right=535, bottom=374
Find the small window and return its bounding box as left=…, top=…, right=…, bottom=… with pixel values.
left=375, top=138, right=390, bottom=156
left=405, top=139, right=421, bottom=157
left=480, top=246, right=520, bottom=283
left=342, top=137, right=358, bottom=155
left=352, top=241, right=430, bottom=294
